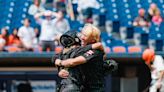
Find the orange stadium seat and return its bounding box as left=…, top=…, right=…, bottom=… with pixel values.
left=7, top=47, right=20, bottom=52
left=55, top=46, right=63, bottom=54
left=38, top=46, right=63, bottom=53
left=112, top=46, right=126, bottom=53
left=105, top=47, right=111, bottom=53
left=128, top=46, right=142, bottom=53
left=38, top=46, right=43, bottom=52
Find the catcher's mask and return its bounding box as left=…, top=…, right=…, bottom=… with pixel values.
left=60, top=31, right=81, bottom=48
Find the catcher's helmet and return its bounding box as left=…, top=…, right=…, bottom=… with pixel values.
left=60, top=31, right=81, bottom=48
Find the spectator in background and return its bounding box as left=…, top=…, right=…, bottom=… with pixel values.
left=18, top=18, right=35, bottom=51
left=77, top=0, right=100, bottom=23
left=35, top=10, right=57, bottom=51
left=133, top=8, right=150, bottom=27
left=0, top=28, right=9, bottom=51
left=35, top=10, right=58, bottom=51
left=0, top=28, right=9, bottom=44
left=28, top=0, right=45, bottom=16
left=147, top=3, right=160, bottom=21
left=142, top=49, right=164, bottom=92
left=42, top=0, right=53, bottom=9
left=0, top=38, right=6, bottom=51
left=33, top=27, right=40, bottom=52
left=53, top=10, right=70, bottom=40
left=8, top=28, right=21, bottom=46
left=34, top=10, right=69, bottom=51
left=6, top=28, right=22, bottom=52
left=54, top=0, right=66, bottom=11
left=152, top=11, right=163, bottom=26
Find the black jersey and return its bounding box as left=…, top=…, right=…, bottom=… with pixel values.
left=81, top=49, right=105, bottom=92
left=56, top=45, right=92, bottom=86
left=54, top=45, right=105, bottom=92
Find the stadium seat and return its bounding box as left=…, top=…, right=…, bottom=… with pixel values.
left=112, top=46, right=126, bottom=53
left=148, top=39, right=163, bottom=51
left=101, top=31, right=113, bottom=41
left=68, top=20, right=84, bottom=31
left=159, top=22, right=164, bottom=33
left=6, top=46, right=21, bottom=52
left=128, top=46, right=142, bottom=53
left=110, top=39, right=128, bottom=47
left=141, top=33, right=149, bottom=46
left=112, top=21, right=120, bottom=33
left=104, top=46, right=111, bottom=54
left=55, top=46, right=63, bottom=54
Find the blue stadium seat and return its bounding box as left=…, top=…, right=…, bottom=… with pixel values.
left=141, top=33, right=149, bottom=46
left=68, top=20, right=84, bottom=32
left=112, top=21, right=120, bottom=33
left=101, top=32, right=113, bottom=47
left=99, top=14, right=106, bottom=26
left=134, top=27, right=147, bottom=34
left=110, top=39, right=128, bottom=47
left=159, top=22, right=164, bottom=34
left=101, top=32, right=113, bottom=41
left=149, top=39, right=163, bottom=51
left=106, top=1, right=119, bottom=21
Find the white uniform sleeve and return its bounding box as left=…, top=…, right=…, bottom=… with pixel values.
left=154, top=55, right=164, bottom=72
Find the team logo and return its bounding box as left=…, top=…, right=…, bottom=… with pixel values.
left=85, top=50, right=94, bottom=56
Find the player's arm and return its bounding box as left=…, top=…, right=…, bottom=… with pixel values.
left=156, top=70, right=164, bottom=89
left=34, top=12, right=44, bottom=20
left=91, top=42, right=103, bottom=50
left=51, top=53, right=70, bottom=78
left=76, top=42, right=103, bottom=55
left=55, top=50, right=98, bottom=67
left=34, top=12, right=44, bottom=24
left=54, top=41, right=103, bottom=67
left=158, top=70, right=164, bottom=82
left=55, top=56, right=86, bottom=67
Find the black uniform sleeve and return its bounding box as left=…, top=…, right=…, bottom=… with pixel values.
left=51, top=53, right=65, bottom=72
left=82, top=44, right=92, bottom=52
left=51, top=54, right=60, bottom=64
left=69, top=45, right=92, bottom=58
left=76, top=45, right=92, bottom=55
left=81, top=50, right=100, bottom=62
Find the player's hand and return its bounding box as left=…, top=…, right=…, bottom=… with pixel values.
left=44, top=10, right=52, bottom=16
left=55, top=59, right=61, bottom=66
left=58, top=69, right=69, bottom=78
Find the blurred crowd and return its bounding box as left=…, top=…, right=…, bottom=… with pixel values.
left=133, top=3, right=162, bottom=27
left=0, top=0, right=102, bottom=52
left=0, top=0, right=164, bottom=53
